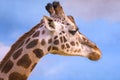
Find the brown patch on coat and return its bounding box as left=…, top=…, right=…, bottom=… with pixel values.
left=66, top=43, right=70, bottom=48
left=48, top=46, right=52, bottom=51
left=60, top=36, right=63, bottom=43
left=1, top=60, right=14, bottom=73
left=32, top=31, right=40, bottom=38
left=63, top=36, right=67, bottom=43
left=9, top=72, right=27, bottom=80
left=41, top=39, right=46, bottom=46
left=17, top=54, right=32, bottom=69
left=13, top=48, right=23, bottom=60
left=42, top=30, right=45, bottom=34
left=54, top=36, right=58, bottom=39
left=33, top=49, right=44, bottom=58
left=54, top=40, right=59, bottom=45
left=25, top=38, right=31, bottom=44
left=70, top=41, right=75, bottom=46
left=26, top=39, right=38, bottom=49
left=48, top=38, right=52, bottom=44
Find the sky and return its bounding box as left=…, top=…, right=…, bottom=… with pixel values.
left=0, top=0, right=120, bottom=80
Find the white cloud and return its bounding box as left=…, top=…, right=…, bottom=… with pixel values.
left=62, top=0, right=120, bottom=22
left=0, top=43, right=10, bottom=61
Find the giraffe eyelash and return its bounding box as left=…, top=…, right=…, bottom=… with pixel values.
left=69, top=28, right=79, bottom=35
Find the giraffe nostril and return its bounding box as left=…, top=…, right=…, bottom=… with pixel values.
left=88, top=52, right=101, bottom=61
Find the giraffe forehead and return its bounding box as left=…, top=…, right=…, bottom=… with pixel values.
left=53, top=17, right=71, bottom=27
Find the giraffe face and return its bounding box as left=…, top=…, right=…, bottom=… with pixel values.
left=44, top=16, right=101, bottom=61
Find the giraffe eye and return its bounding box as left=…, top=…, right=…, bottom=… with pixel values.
left=69, top=28, right=79, bottom=35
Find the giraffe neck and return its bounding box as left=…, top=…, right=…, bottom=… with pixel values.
left=0, top=20, right=50, bottom=80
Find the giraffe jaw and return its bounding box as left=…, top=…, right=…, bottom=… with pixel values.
left=50, top=47, right=101, bottom=61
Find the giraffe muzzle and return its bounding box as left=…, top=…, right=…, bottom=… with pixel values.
left=88, top=48, right=101, bottom=61
left=88, top=52, right=101, bottom=61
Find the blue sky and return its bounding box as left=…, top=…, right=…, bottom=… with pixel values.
left=0, top=0, right=120, bottom=80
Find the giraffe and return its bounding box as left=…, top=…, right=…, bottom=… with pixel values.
left=0, top=1, right=101, bottom=80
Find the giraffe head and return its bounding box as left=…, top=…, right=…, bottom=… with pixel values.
left=43, top=1, right=101, bottom=61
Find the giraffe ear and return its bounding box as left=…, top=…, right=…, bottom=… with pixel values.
left=67, top=15, right=76, bottom=24
left=43, top=16, right=55, bottom=32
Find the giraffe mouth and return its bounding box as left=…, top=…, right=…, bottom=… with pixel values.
left=88, top=48, right=101, bottom=61
left=82, top=40, right=102, bottom=61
